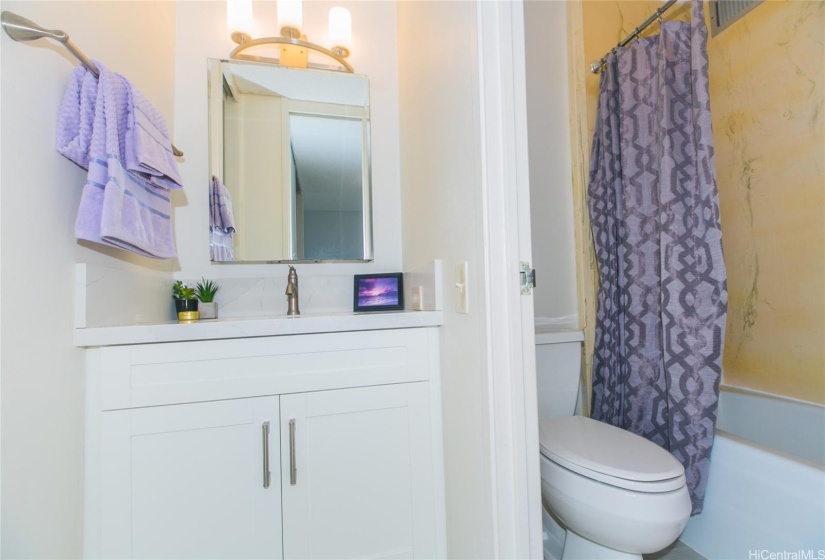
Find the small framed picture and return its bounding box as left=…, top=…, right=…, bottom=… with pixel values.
left=353, top=273, right=404, bottom=313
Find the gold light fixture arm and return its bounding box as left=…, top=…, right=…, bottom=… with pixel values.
left=229, top=35, right=354, bottom=74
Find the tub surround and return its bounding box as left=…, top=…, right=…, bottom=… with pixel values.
left=716, top=385, right=825, bottom=466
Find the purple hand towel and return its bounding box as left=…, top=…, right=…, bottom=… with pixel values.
left=210, top=175, right=236, bottom=233
left=56, top=65, right=98, bottom=169
left=209, top=175, right=235, bottom=261
left=74, top=62, right=176, bottom=259
left=124, top=87, right=183, bottom=190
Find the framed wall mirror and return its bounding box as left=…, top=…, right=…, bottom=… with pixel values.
left=207, top=58, right=373, bottom=263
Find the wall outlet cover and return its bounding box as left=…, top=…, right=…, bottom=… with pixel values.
left=411, top=287, right=424, bottom=311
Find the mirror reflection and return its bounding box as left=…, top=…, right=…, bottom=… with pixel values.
left=208, top=59, right=373, bottom=262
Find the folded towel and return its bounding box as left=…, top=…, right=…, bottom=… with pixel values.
left=56, top=65, right=98, bottom=169
left=210, top=175, right=236, bottom=233
left=74, top=61, right=176, bottom=259
left=124, top=87, right=183, bottom=190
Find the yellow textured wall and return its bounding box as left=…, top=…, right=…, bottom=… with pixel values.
left=570, top=0, right=825, bottom=404
left=709, top=0, right=825, bottom=403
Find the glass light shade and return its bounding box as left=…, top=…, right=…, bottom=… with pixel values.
left=278, top=0, right=303, bottom=34
left=328, top=7, right=352, bottom=50
left=227, top=0, right=254, bottom=37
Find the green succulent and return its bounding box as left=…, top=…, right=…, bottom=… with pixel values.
left=195, top=278, right=221, bottom=303
left=172, top=280, right=197, bottom=300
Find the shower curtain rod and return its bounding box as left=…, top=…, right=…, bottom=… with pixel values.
left=0, top=10, right=184, bottom=157
left=590, top=0, right=679, bottom=74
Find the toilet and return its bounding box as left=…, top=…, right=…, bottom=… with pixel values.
left=535, top=330, right=691, bottom=560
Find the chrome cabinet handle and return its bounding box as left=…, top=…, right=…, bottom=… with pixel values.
left=262, top=421, right=271, bottom=489
left=289, top=419, right=297, bottom=486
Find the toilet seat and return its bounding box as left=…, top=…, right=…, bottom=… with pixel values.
left=539, top=416, right=686, bottom=493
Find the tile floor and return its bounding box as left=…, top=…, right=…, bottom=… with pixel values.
left=645, top=540, right=705, bottom=560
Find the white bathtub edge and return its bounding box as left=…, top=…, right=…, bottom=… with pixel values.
left=680, top=430, right=825, bottom=558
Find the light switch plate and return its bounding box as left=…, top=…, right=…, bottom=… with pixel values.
left=455, top=262, right=469, bottom=314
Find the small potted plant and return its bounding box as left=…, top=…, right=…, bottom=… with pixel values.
left=172, top=280, right=199, bottom=321
left=195, top=278, right=221, bottom=320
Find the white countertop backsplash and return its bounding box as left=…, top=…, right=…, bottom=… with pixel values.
left=74, top=260, right=444, bottom=347
left=191, top=274, right=357, bottom=319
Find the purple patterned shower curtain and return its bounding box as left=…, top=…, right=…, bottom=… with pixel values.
left=587, top=0, right=727, bottom=515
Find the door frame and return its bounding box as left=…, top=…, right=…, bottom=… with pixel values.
left=476, top=1, right=542, bottom=558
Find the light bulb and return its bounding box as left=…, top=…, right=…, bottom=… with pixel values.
left=328, top=7, right=352, bottom=57
left=278, top=0, right=303, bottom=37
left=227, top=0, right=254, bottom=42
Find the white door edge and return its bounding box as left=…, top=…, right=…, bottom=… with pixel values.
left=476, top=1, right=541, bottom=558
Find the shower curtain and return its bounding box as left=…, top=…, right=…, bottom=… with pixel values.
left=587, top=0, right=727, bottom=515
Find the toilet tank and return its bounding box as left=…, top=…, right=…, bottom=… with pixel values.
left=535, top=329, right=585, bottom=420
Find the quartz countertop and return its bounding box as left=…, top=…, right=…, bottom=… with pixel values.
left=74, top=311, right=443, bottom=347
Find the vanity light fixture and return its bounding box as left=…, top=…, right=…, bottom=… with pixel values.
left=227, top=0, right=354, bottom=73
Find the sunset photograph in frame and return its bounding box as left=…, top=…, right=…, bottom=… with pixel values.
left=353, top=273, right=404, bottom=312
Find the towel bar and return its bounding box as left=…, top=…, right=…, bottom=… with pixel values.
left=0, top=10, right=184, bottom=158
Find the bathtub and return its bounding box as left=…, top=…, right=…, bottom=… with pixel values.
left=679, top=386, right=825, bottom=558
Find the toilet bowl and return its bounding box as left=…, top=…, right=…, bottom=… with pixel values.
left=539, top=415, right=692, bottom=559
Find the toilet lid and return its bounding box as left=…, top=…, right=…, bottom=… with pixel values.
left=539, top=416, right=685, bottom=492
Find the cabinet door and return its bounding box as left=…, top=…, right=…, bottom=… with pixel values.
left=281, top=383, right=437, bottom=559
left=99, top=397, right=282, bottom=559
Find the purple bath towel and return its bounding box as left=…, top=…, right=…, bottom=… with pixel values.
left=73, top=61, right=176, bottom=259
left=124, top=87, right=183, bottom=191
left=56, top=65, right=98, bottom=169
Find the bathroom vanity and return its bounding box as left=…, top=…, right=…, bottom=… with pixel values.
left=77, top=313, right=446, bottom=559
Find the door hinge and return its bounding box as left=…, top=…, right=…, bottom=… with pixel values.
left=520, top=262, right=536, bottom=295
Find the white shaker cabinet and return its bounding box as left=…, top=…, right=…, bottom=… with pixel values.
left=281, top=383, right=437, bottom=559
left=82, top=326, right=445, bottom=560
left=98, top=397, right=282, bottom=559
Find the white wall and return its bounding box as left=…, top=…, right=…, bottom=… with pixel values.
left=397, top=2, right=495, bottom=557
left=173, top=1, right=402, bottom=285
left=0, top=1, right=176, bottom=556
left=523, top=0, right=579, bottom=328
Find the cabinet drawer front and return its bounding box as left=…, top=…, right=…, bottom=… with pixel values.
left=96, top=328, right=433, bottom=410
